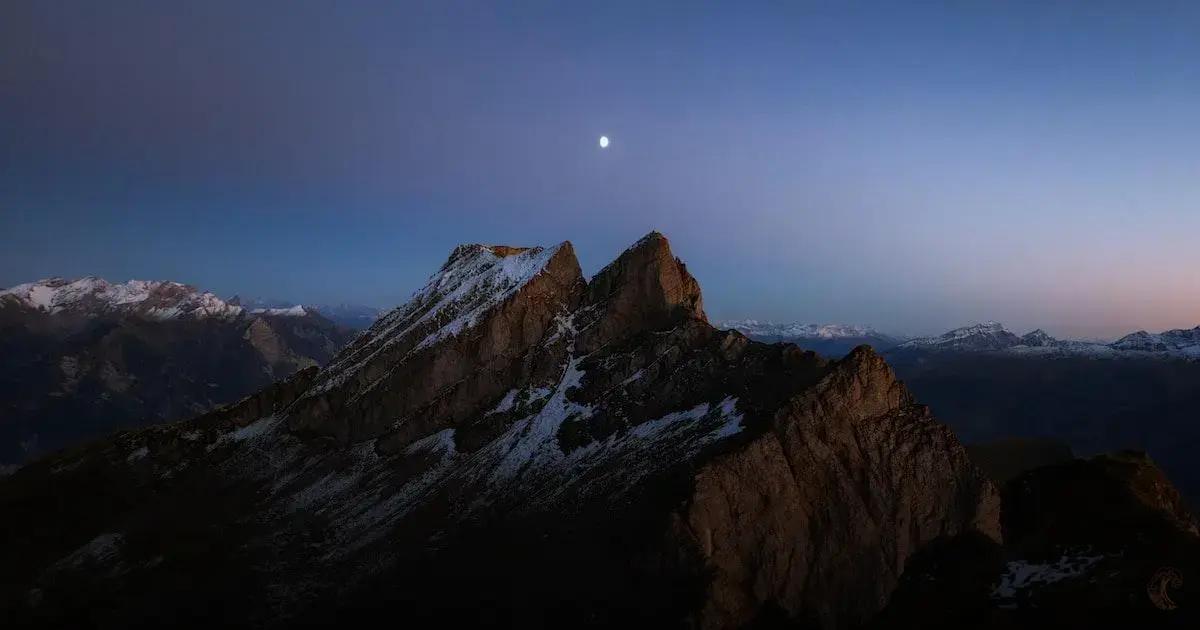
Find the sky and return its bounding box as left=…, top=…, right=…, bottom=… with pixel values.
left=2, top=1, right=1199, bottom=338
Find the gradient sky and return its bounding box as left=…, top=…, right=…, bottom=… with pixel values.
left=3, top=1, right=1199, bottom=338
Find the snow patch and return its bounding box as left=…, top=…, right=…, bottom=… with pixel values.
left=490, top=389, right=520, bottom=415
left=992, top=552, right=1107, bottom=602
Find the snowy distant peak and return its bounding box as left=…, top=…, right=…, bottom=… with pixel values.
left=719, top=320, right=887, bottom=340
left=1020, top=329, right=1058, bottom=347
left=892, top=321, right=1200, bottom=360
left=239, top=298, right=380, bottom=328
left=898, top=321, right=1022, bottom=352
left=250, top=305, right=309, bottom=317
left=0, top=276, right=245, bottom=320
left=1111, top=326, right=1200, bottom=353
left=955, top=321, right=1008, bottom=336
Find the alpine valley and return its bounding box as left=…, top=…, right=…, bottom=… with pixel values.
left=2, top=234, right=1197, bottom=629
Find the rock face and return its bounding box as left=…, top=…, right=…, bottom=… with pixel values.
left=576, top=231, right=706, bottom=353
left=0, top=283, right=356, bottom=468
left=0, top=233, right=998, bottom=629
left=676, top=349, right=1000, bottom=629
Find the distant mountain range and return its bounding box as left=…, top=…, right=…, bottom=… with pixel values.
left=717, top=319, right=903, bottom=357
left=0, top=277, right=357, bottom=467
left=893, top=321, right=1200, bottom=360
left=722, top=318, right=1200, bottom=361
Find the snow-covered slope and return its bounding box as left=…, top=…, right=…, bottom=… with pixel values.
left=0, top=277, right=244, bottom=320
left=307, top=243, right=570, bottom=397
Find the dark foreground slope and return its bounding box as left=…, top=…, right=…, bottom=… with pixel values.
left=0, top=233, right=998, bottom=629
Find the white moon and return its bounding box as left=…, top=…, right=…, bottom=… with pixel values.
left=599, top=136, right=609, bottom=148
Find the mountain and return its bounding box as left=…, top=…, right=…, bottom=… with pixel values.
left=718, top=319, right=903, bottom=357
left=0, top=277, right=357, bottom=468
left=4, top=235, right=1198, bottom=628
left=0, top=233, right=1003, bottom=628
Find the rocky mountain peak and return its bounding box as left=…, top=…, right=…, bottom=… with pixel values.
left=577, top=231, right=705, bottom=353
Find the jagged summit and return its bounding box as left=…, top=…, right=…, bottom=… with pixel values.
left=578, top=230, right=706, bottom=352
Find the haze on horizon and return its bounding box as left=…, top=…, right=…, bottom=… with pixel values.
left=3, top=1, right=1198, bottom=339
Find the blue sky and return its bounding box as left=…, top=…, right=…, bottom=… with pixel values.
left=3, top=1, right=1199, bottom=337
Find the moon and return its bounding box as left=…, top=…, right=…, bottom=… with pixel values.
left=599, top=135, right=609, bottom=149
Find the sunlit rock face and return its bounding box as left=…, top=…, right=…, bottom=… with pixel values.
left=0, top=232, right=1000, bottom=629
